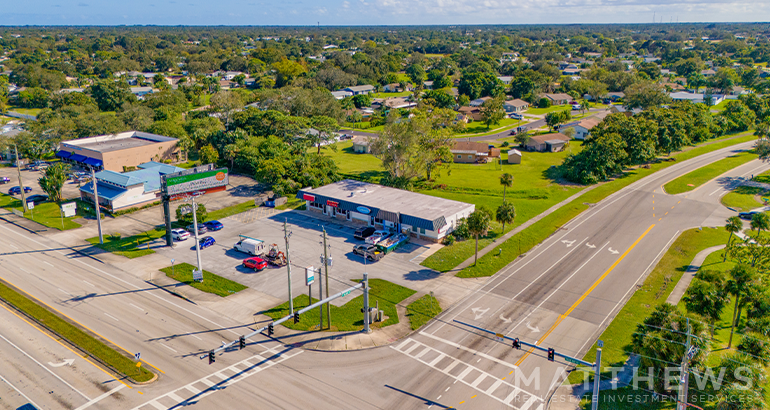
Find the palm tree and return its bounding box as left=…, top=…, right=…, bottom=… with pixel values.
left=499, top=173, right=513, bottom=202
left=726, top=264, right=758, bottom=348
left=496, top=201, right=516, bottom=234
left=725, top=216, right=743, bottom=262
left=466, top=208, right=491, bottom=266
left=751, top=212, right=770, bottom=237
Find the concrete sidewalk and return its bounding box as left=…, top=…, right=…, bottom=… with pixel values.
left=666, top=244, right=725, bottom=305
left=452, top=185, right=598, bottom=272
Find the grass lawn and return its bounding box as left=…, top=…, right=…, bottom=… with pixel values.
left=720, top=186, right=767, bottom=211
left=455, top=132, right=758, bottom=278
left=567, top=227, right=729, bottom=386
left=7, top=107, right=42, bottom=116
left=458, top=118, right=521, bottom=136
left=263, top=279, right=415, bottom=332
left=160, top=262, right=247, bottom=297
left=0, top=279, right=154, bottom=382
left=405, top=293, right=443, bottom=330
left=524, top=105, right=574, bottom=115
left=319, top=142, right=386, bottom=182
left=0, top=194, right=81, bottom=230
left=752, top=168, right=770, bottom=184
left=663, top=150, right=757, bottom=194
left=87, top=200, right=257, bottom=258
left=709, top=100, right=732, bottom=113
left=370, top=91, right=412, bottom=99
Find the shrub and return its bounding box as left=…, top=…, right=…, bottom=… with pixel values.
left=443, top=234, right=455, bottom=246
left=501, top=141, right=509, bottom=147
left=453, top=218, right=470, bottom=240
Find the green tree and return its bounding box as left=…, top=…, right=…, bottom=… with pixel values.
left=727, top=264, right=760, bottom=348
left=683, top=272, right=728, bottom=336
left=725, top=215, right=743, bottom=262
left=352, top=94, right=371, bottom=108
left=499, top=173, right=513, bottom=202
left=467, top=207, right=492, bottom=266
left=624, top=81, right=671, bottom=110
left=176, top=203, right=207, bottom=225
left=272, top=58, right=306, bottom=87
left=495, top=201, right=515, bottom=234
left=406, top=64, right=425, bottom=87
left=199, top=144, right=219, bottom=166
left=210, top=91, right=244, bottom=128
left=89, top=80, right=137, bottom=112
left=720, top=100, right=757, bottom=132
left=751, top=212, right=770, bottom=236
left=481, top=96, right=505, bottom=129
left=16, top=87, right=50, bottom=108
left=545, top=111, right=568, bottom=131
left=561, top=132, right=628, bottom=184
left=37, top=162, right=70, bottom=203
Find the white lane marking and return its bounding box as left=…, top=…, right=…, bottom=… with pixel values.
left=160, top=343, right=177, bottom=353
left=18, top=266, right=29, bottom=273
left=419, top=331, right=518, bottom=370
left=42, top=261, right=54, bottom=267
left=104, top=313, right=120, bottom=322
left=709, top=188, right=722, bottom=196
left=8, top=243, right=18, bottom=249
left=82, top=280, right=95, bottom=287
left=0, top=332, right=90, bottom=400
left=0, top=373, right=42, bottom=408
left=129, top=303, right=144, bottom=312
left=58, top=288, right=71, bottom=295
left=73, top=384, right=125, bottom=410
left=436, top=395, right=442, bottom=400
left=445, top=387, right=450, bottom=392
left=188, top=333, right=202, bottom=340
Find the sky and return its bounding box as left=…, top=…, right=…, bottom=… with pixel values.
left=2, top=0, right=769, bottom=26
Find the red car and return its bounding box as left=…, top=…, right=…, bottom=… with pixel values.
left=243, top=257, right=268, bottom=271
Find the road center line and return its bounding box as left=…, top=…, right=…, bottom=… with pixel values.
left=160, top=343, right=177, bottom=353
left=82, top=280, right=95, bottom=287
left=514, top=224, right=655, bottom=367
left=104, top=313, right=120, bottom=322
left=129, top=303, right=144, bottom=312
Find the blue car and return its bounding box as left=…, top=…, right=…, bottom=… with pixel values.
left=204, top=220, right=223, bottom=231
left=8, top=186, right=32, bottom=195
left=197, top=236, right=216, bottom=249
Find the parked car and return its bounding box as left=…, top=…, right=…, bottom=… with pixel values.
left=509, top=129, right=518, bottom=136
left=354, top=226, right=376, bottom=240
left=739, top=211, right=760, bottom=220
left=8, top=186, right=32, bottom=195
left=365, top=230, right=391, bottom=245
left=0, top=177, right=10, bottom=184
left=25, top=194, right=48, bottom=204
left=234, top=237, right=266, bottom=256
left=243, top=257, right=268, bottom=271
left=353, top=244, right=384, bottom=261
left=204, top=220, right=223, bottom=231
left=571, top=103, right=581, bottom=110
left=509, top=113, right=523, bottom=120
left=197, top=236, right=216, bottom=249
left=171, top=228, right=190, bottom=241
left=187, top=223, right=208, bottom=234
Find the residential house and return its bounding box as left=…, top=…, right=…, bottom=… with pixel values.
left=542, top=93, right=572, bottom=105
left=584, top=52, right=602, bottom=58
left=500, top=52, right=519, bottom=63
left=497, top=76, right=513, bottom=85
left=219, top=80, right=236, bottom=90
left=423, top=81, right=434, bottom=90
left=343, top=85, right=375, bottom=95
left=503, top=99, right=530, bottom=113
left=450, top=141, right=500, bottom=163
left=457, top=106, right=483, bottom=121
left=383, top=83, right=403, bottom=93
left=669, top=91, right=726, bottom=105
left=130, top=86, right=154, bottom=98
left=352, top=136, right=373, bottom=154
left=562, top=67, right=581, bottom=76
left=469, top=96, right=492, bottom=107
left=610, top=106, right=643, bottom=117
left=606, top=92, right=625, bottom=102
left=507, top=149, right=522, bottom=164
left=525, top=133, right=571, bottom=152
left=560, top=117, right=602, bottom=140
left=701, top=69, right=716, bottom=77
left=331, top=90, right=353, bottom=100
left=380, top=97, right=417, bottom=110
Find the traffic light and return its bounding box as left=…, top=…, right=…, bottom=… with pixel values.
left=547, top=348, right=555, bottom=362
left=208, top=351, right=215, bottom=364
left=268, top=323, right=274, bottom=336
left=239, top=336, right=246, bottom=350
left=293, top=312, right=300, bottom=324
left=512, top=338, right=520, bottom=350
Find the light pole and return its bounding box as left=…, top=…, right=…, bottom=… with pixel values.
left=12, top=144, right=28, bottom=213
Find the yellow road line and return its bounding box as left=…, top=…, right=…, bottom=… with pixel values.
left=0, top=300, right=132, bottom=388
left=0, top=275, right=165, bottom=375
left=514, top=224, right=655, bottom=366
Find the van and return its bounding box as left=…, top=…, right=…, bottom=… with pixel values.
left=233, top=237, right=266, bottom=256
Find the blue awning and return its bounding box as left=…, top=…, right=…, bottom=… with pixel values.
left=55, top=150, right=71, bottom=159
left=69, top=154, right=87, bottom=163
left=84, top=158, right=103, bottom=168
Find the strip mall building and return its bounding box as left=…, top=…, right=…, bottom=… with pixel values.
left=296, top=180, right=475, bottom=242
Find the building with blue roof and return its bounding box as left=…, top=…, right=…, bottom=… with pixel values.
left=57, top=131, right=179, bottom=172
left=80, top=162, right=185, bottom=212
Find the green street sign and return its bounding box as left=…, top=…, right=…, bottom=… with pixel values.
left=565, top=357, right=582, bottom=365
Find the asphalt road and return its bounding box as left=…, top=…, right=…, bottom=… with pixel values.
left=0, top=137, right=764, bottom=410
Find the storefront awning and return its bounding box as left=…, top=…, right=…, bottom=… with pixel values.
left=69, top=154, right=87, bottom=163
left=83, top=158, right=103, bottom=168
left=55, top=150, right=71, bottom=159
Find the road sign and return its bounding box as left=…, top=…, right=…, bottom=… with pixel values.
left=305, top=266, right=315, bottom=286
left=193, top=269, right=203, bottom=282
left=686, top=346, right=698, bottom=361
left=566, top=357, right=582, bottom=365
left=134, top=352, right=141, bottom=360
left=27, top=202, right=34, bottom=210
left=61, top=202, right=76, bottom=217
left=340, top=290, right=351, bottom=297
left=495, top=333, right=504, bottom=342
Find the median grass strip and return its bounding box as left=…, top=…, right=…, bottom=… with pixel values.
left=456, top=132, right=756, bottom=278
left=160, top=262, right=247, bottom=297
left=0, top=279, right=154, bottom=383
left=0, top=193, right=81, bottom=230
left=405, top=293, right=443, bottom=330
left=663, top=150, right=757, bottom=194
left=263, top=278, right=415, bottom=332
left=720, top=185, right=767, bottom=211
left=567, top=227, right=729, bottom=386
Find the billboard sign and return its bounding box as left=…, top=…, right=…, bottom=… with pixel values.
left=164, top=167, right=228, bottom=196
left=305, top=266, right=315, bottom=286
left=61, top=202, right=76, bottom=217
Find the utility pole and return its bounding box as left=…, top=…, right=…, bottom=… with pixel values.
left=323, top=227, right=331, bottom=329
left=191, top=196, right=202, bottom=274
left=592, top=341, right=603, bottom=410
left=363, top=271, right=370, bottom=333
left=678, top=319, right=691, bottom=410
left=91, top=166, right=103, bottom=244
left=13, top=144, right=28, bottom=213
left=284, top=219, right=293, bottom=314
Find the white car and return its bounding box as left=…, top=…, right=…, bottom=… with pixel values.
left=171, top=228, right=191, bottom=241
left=571, top=103, right=581, bottom=110
left=365, top=230, right=391, bottom=245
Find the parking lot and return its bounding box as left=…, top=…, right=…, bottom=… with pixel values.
left=154, top=209, right=442, bottom=307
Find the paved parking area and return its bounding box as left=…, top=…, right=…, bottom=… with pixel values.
left=0, top=165, right=49, bottom=198
left=154, top=210, right=443, bottom=307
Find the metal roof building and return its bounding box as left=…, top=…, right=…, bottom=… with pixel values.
left=297, top=180, right=475, bottom=242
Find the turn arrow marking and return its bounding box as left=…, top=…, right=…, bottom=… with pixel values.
left=48, top=359, right=75, bottom=368
left=525, top=322, right=540, bottom=333
left=499, top=314, right=512, bottom=324
left=561, top=239, right=575, bottom=247
left=586, top=243, right=596, bottom=248
left=608, top=248, right=620, bottom=255
left=471, top=307, right=489, bottom=320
